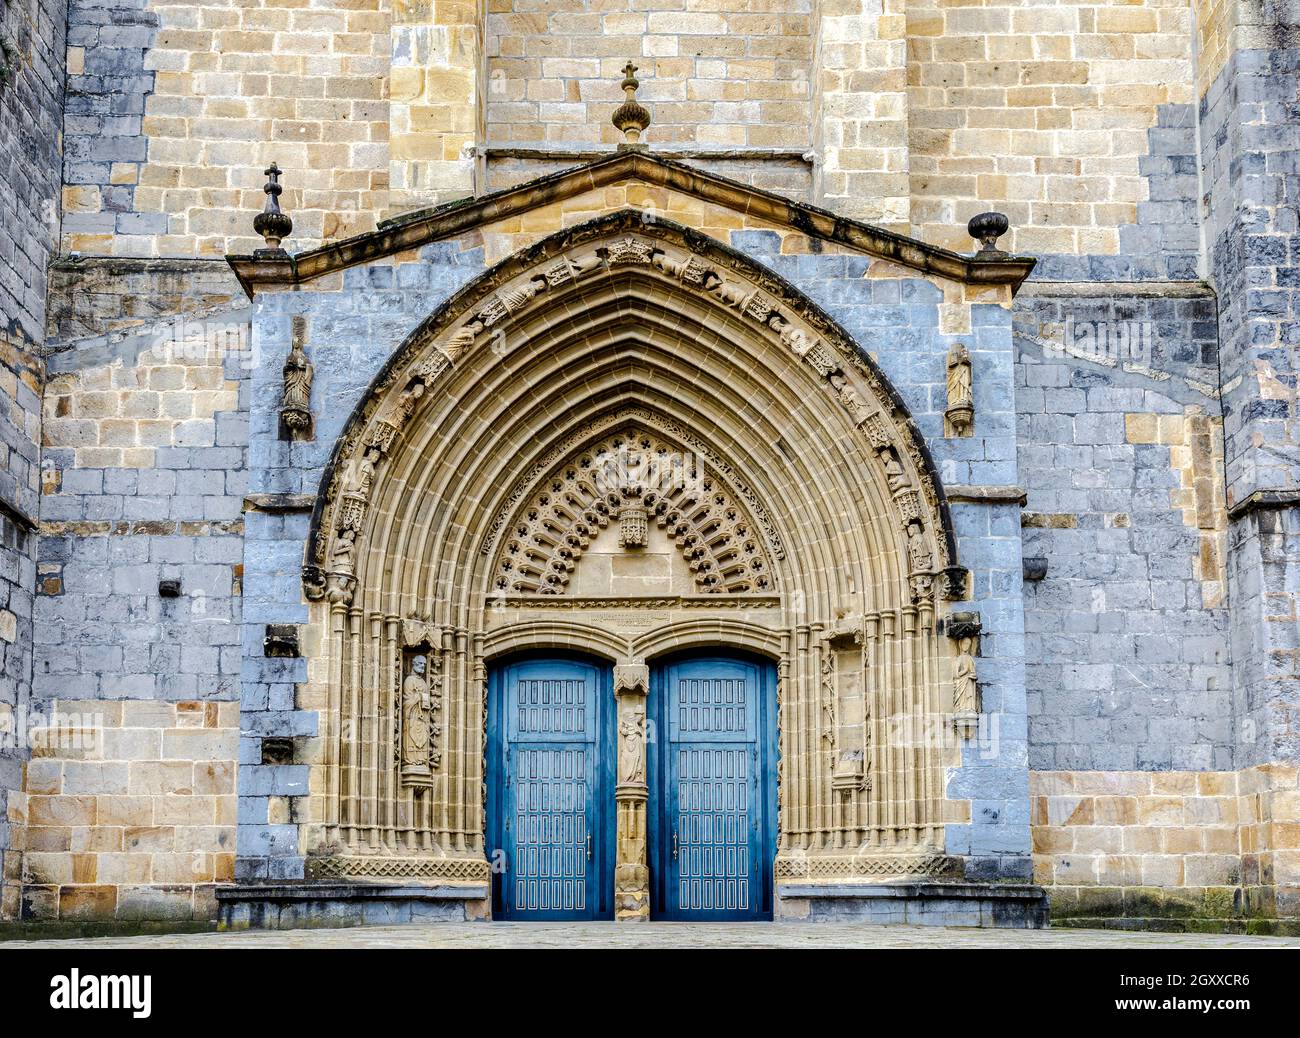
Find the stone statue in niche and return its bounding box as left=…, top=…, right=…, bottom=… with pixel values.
left=945, top=342, right=974, bottom=437
left=882, top=448, right=908, bottom=493
left=353, top=448, right=378, bottom=499
left=280, top=340, right=313, bottom=441
left=952, top=636, right=979, bottom=739
left=331, top=527, right=357, bottom=572
left=400, top=654, right=435, bottom=788
left=906, top=518, right=933, bottom=573
left=829, top=371, right=873, bottom=426
left=618, top=711, right=646, bottom=785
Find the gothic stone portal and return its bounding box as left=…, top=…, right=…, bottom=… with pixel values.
left=298, top=214, right=970, bottom=911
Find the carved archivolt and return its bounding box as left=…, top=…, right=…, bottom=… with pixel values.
left=494, top=426, right=774, bottom=595
left=301, top=213, right=967, bottom=876
left=304, top=213, right=956, bottom=607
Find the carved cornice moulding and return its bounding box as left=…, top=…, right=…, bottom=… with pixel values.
left=226, top=152, right=1036, bottom=297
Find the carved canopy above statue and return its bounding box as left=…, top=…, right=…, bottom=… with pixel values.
left=301, top=211, right=968, bottom=882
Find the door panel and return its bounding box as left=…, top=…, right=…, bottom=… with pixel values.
left=489, top=657, right=613, bottom=920
left=652, top=655, right=775, bottom=921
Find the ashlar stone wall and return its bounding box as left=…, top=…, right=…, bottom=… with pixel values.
left=0, top=0, right=65, bottom=922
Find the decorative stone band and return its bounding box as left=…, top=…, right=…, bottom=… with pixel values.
left=774, top=854, right=963, bottom=881
left=305, top=855, right=491, bottom=883
left=491, top=594, right=782, bottom=609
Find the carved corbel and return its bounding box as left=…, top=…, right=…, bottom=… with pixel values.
left=613, top=662, right=649, bottom=701
left=302, top=565, right=326, bottom=601
left=941, top=565, right=970, bottom=601
left=401, top=615, right=440, bottom=651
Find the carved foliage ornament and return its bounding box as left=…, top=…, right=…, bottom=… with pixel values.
left=307, top=222, right=953, bottom=601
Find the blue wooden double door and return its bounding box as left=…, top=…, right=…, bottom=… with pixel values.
left=488, top=652, right=776, bottom=921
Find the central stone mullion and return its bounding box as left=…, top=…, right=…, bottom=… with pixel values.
left=613, top=662, right=650, bottom=922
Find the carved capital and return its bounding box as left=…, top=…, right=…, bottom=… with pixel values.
left=613, top=662, right=649, bottom=698
left=402, top=616, right=441, bottom=650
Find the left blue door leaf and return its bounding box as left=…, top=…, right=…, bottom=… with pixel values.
left=489, top=657, right=613, bottom=920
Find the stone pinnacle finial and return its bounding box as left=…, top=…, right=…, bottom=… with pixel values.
left=612, top=61, right=650, bottom=150
left=253, top=162, right=293, bottom=254
left=967, top=211, right=1010, bottom=259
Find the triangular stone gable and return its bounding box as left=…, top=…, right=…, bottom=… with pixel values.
left=228, top=152, right=1035, bottom=297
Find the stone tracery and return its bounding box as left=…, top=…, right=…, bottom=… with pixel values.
left=493, top=426, right=774, bottom=595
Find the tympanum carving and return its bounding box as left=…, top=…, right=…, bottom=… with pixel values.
left=494, top=428, right=774, bottom=595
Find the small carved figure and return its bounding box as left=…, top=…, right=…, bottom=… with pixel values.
left=953, top=637, right=978, bottom=714
left=501, top=278, right=543, bottom=315
left=401, top=654, right=434, bottom=786
left=397, top=379, right=426, bottom=425
left=945, top=342, right=974, bottom=436
left=703, top=271, right=748, bottom=309
left=570, top=251, right=604, bottom=279
left=331, top=527, right=357, bottom=571
left=830, top=372, right=872, bottom=426
left=618, top=713, right=645, bottom=784
left=821, top=650, right=837, bottom=750
left=906, top=519, right=933, bottom=572
left=444, top=318, right=484, bottom=360
left=352, top=448, right=377, bottom=498
left=882, top=448, right=908, bottom=493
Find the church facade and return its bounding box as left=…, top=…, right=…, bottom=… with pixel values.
left=0, top=0, right=1297, bottom=933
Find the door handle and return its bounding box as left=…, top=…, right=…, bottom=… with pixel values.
left=586, top=831, right=592, bottom=861
left=672, top=829, right=679, bottom=860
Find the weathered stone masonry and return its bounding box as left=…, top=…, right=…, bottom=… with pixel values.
left=2, top=1, right=1300, bottom=933
left=0, top=0, right=65, bottom=923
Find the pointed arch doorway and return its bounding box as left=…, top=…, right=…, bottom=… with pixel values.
left=302, top=211, right=969, bottom=913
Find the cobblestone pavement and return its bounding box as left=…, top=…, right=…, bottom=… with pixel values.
left=4, top=922, right=1298, bottom=949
